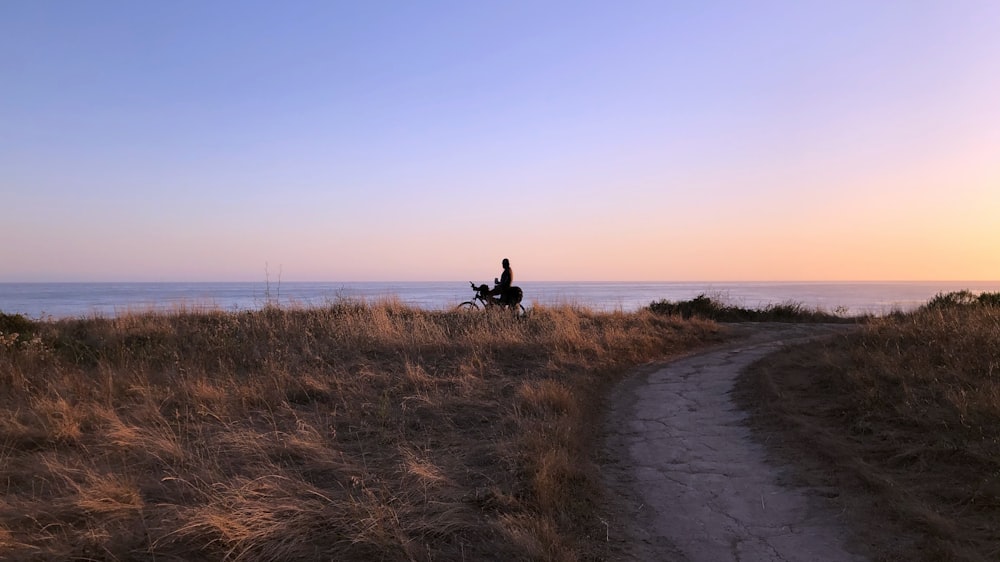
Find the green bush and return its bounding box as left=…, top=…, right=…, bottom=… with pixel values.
left=0, top=312, right=38, bottom=337
left=648, top=294, right=853, bottom=323
left=648, top=294, right=720, bottom=319
left=922, top=290, right=1000, bottom=310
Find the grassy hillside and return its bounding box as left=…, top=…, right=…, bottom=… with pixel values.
left=0, top=302, right=721, bottom=561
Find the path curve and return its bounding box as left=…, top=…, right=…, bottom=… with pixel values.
left=603, top=324, right=867, bottom=562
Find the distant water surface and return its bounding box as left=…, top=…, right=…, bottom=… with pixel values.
left=2, top=281, right=1000, bottom=319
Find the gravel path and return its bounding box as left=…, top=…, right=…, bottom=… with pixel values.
left=603, top=324, right=868, bottom=562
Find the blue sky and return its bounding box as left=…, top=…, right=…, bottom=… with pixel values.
left=3, top=1, right=999, bottom=281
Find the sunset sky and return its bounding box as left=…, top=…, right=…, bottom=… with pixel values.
left=3, top=1, right=998, bottom=282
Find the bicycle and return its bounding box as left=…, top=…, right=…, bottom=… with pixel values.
left=456, top=281, right=526, bottom=316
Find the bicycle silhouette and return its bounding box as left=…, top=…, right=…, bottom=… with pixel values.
left=456, top=281, right=526, bottom=316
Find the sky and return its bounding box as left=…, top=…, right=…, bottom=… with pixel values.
left=2, top=1, right=998, bottom=282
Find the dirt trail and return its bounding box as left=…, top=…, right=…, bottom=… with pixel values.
left=602, top=324, right=867, bottom=562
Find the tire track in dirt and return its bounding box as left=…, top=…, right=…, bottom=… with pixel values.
left=602, top=324, right=867, bottom=562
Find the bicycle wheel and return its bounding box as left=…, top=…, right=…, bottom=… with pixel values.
left=456, top=301, right=479, bottom=311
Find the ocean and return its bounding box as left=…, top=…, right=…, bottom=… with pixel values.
left=3, top=281, right=1000, bottom=320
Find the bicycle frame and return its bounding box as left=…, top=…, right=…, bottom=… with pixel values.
left=470, top=282, right=501, bottom=308
left=458, top=281, right=525, bottom=314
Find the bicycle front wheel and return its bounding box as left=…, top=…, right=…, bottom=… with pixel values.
left=456, top=301, right=479, bottom=311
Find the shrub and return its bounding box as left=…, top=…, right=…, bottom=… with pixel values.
left=0, top=312, right=37, bottom=338
left=922, top=290, right=1000, bottom=310
left=648, top=294, right=853, bottom=323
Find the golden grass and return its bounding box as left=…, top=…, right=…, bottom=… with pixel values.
left=741, top=302, right=1000, bottom=561
left=0, top=302, right=720, bottom=561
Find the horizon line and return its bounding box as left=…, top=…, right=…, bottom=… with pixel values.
left=3, top=279, right=1000, bottom=285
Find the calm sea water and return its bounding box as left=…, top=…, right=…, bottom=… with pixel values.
left=2, top=281, right=999, bottom=319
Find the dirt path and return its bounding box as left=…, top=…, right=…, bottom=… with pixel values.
left=602, top=324, right=867, bottom=562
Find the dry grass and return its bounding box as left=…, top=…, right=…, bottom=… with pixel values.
left=0, top=302, right=721, bottom=561
left=739, top=297, right=1000, bottom=561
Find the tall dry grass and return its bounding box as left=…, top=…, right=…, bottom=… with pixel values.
left=0, top=301, right=720, bottom=561
left=742, top=294, right=1000, bottom=561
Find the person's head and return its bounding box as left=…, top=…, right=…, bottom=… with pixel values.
left=502, top=258, right=510, bottom=268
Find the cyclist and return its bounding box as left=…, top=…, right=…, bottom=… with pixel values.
left=489, top=258, right=514, bottom=305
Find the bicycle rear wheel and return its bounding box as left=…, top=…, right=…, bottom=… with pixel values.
left=456, top=301, right=479, bottom=311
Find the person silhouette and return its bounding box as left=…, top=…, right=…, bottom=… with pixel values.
left=490, top=258, right=513, bottom=304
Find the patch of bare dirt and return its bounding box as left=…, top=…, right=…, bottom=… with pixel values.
left=601, top=324, right=868, bottom=561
